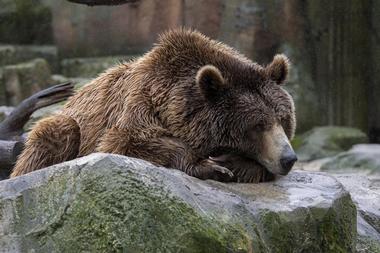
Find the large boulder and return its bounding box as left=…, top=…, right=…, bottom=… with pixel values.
left=61, top=56, right=137, bottom=78
left=0, top=154, right=356, bottom=252
left=321, top=144, right=380, bottom=174
left=333, top=174, right=380, bottom=253
left=294, top=126, right=368, bottom=161
left=0, top=58, right=52, bottom=106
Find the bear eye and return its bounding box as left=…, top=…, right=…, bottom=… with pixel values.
left=252, top=123, right=265, bottom=132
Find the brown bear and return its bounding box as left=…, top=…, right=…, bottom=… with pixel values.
left=11, top=29, right=297, bottom=183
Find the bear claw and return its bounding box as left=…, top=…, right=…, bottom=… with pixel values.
left=199, top=159, right=234, bottom=181
left=211, top=164, right=234, bottom=178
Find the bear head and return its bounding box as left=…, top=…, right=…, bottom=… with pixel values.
left=147, top=29, right=297, bottom=176
left=196, top=54, right=297, bottom=175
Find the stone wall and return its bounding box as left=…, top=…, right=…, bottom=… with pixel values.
left=41, top=0, right=222, bottom=57
left=0, top=0, right=53, bottom=44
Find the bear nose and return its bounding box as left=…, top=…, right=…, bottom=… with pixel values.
left=280, top=148, right=297, bottom=174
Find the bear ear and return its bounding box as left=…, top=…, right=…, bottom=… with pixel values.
left=196, top=65, right=226, bottom=101
left=265, top=54, right=290, bottom=85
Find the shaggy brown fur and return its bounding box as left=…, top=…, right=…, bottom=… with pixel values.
left=12, top=29, right=295, bottom=182
left=12, top=115, right=80, bottom=177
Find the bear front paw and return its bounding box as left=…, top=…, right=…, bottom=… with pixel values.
left=198, top=159, right=234, bottom=182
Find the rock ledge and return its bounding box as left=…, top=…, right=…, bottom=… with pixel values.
left=0, top=153, right=356, bottom=252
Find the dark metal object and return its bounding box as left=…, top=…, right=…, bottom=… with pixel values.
left=67, top=0, right=139, bottom=6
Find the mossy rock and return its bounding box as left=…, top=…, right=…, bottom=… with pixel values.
left=0, top=58, right=52, bottom=106
left=295, top=126, right=368, bottom=161
left=357, top=235, right=380, bottom=253
left=333, top=174, right=380, bottom=253
left=321, top=144, right=380, bottom=174
left=0, top=45, right=58, bottom=72
left=0, top=154, right=357, bottom=252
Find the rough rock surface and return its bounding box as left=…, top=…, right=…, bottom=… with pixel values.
left=0, top=154, right=356, bottom=252
left=321, top=144, right=380, bottom=174
left=0, top=45, right=58, bottom=72
left=294, top=126, right=368, bottom=161
left=333, top=174, right=380, bottom=253
left=0, top=58, right=52, bottom=106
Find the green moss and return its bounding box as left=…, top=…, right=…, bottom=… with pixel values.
left=258, top=209, right=322, bottom=253
left=258, top=193, right=356, bottom=253
left=14, top=167, right=252, bottom=253
left=5, top=157, right=358, bottom=252
left=357, top=236, right=380, bottom=253
left=316, top=193, right=357, bottom=252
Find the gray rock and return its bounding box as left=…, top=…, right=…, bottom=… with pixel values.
left=0, top=154, right=356, bottom=252
left=0, top=45, right=58, bottom=72
left=294, top=126, right=368, bottom=161
left=321, top=144, right=380, bottom=174
left=50, top=74, right=70, bottom=85
left=51, top=75, right=91, bottom=90
left=61, top=56, right=137, bottom=78
left=333, top=174, right=380, bottom=253
left=294, top=158, right=332, bottom=173
left=0, top=58, right=52, bottom=106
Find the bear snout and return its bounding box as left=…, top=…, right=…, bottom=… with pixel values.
left=279, top=146, right=298, bottom=174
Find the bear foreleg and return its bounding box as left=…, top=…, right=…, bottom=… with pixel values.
left=211, top=154, right=275, bottom=183
left=11, top=115, right=80, bottom=177
left=97, top=127, right=234, bottom=181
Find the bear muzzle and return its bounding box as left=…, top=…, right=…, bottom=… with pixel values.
left=279, top=145, right=298, bottom=175
left=256, top=123, right=297, bottom=175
